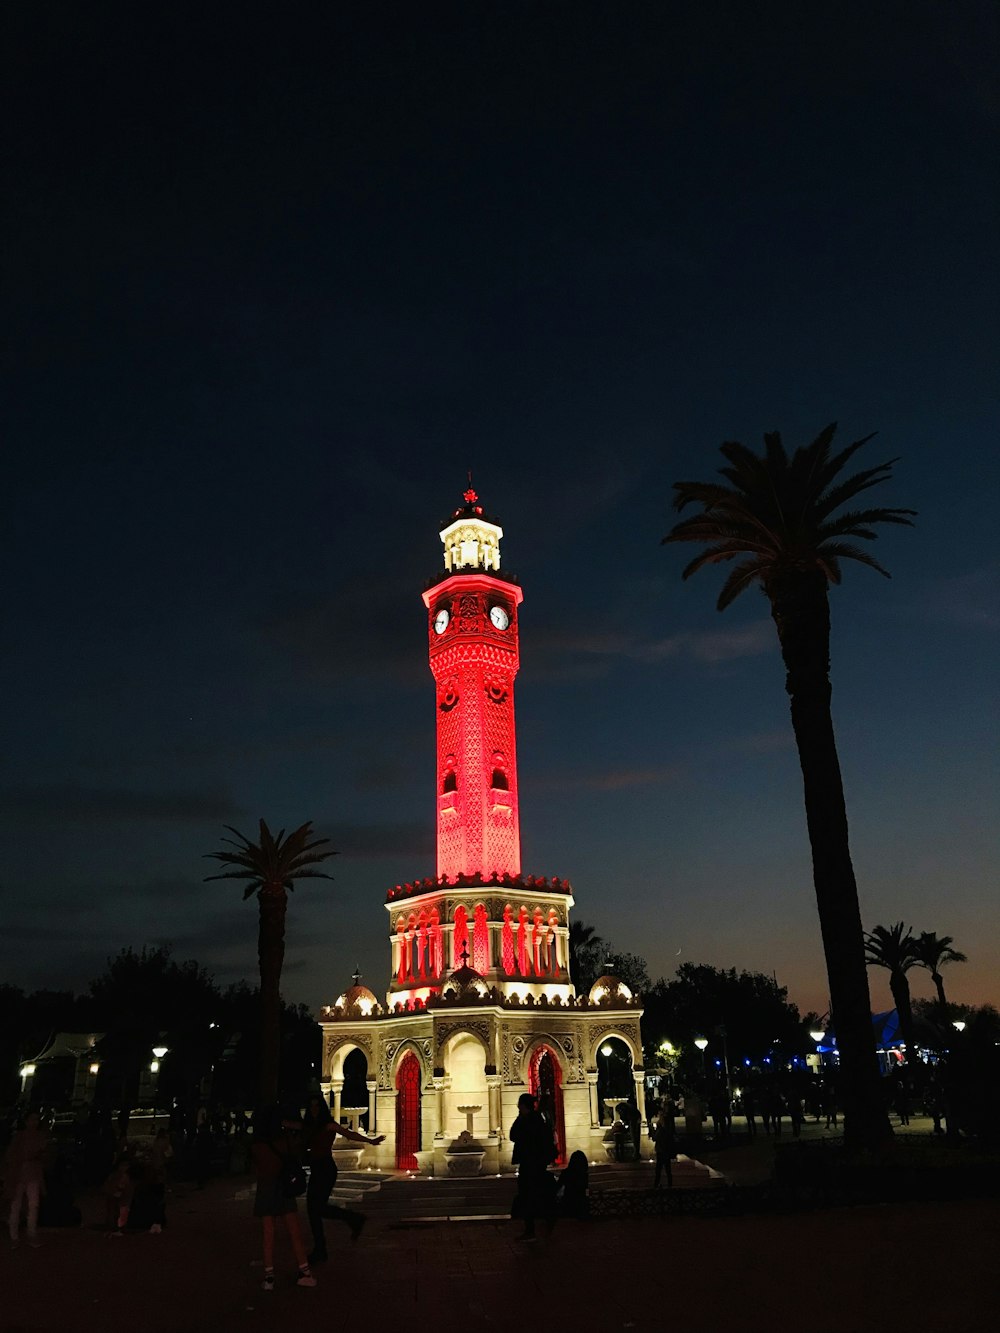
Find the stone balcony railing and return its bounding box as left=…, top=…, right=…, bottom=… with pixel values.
left=318, top=988, right=642, bottom=1022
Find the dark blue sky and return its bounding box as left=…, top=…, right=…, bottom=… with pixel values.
left=2, top=2, right=997, bottom=1018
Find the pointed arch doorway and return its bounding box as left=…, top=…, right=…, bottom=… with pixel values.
left=395, top=1052, right=422, bottom=1170
left=528, top=1045, right=566, bottom=1165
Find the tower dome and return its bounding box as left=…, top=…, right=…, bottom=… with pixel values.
left=335, top=975, right=379, bottom=1017
left=589, top=973, right=634, bottom=1004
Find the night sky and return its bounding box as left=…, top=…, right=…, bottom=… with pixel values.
left=3, top=3, right=997, bottom=1020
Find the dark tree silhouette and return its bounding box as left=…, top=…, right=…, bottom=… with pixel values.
left=568, top=921, right=604, bottom=993
left=913, top=931, right=967, bottom=1020
left=205, top=820, right=335, bottom=1103
left=865, top=922, right=920, bottom=1062
left=664, top=424, right=914, bottom=1149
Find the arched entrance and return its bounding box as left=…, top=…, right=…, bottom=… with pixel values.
left=528, top=1045, right=566, bottom=1164
left=596, top=1035, right=635, bottom=1126
left=341, top=1047, right=369, bottom=1130
left=395, top=1052, right=422, bottom=1169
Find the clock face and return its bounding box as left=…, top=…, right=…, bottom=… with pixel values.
left=489, top=604, right=510, bottom=631
left=433, top=607, right=450, bottom=634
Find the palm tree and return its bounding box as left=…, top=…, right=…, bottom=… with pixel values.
left=205, top=820, right=335, bottom=1103
left=913, top=931, right=967, bottom=1019
left=568, top=920, right=604, bottom=993
left=864, top=922, right=920, bottom=1062
left=663, top=423, right=914, bottom=1149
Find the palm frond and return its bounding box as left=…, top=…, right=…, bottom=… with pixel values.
left=811, top=430, right=876, bottom=497
left=665, top=424, right=913, bottom=605
left=672, top=480, right=740, bottom=513
left=818, top=542, right=892, bottom=577
left=205, top=819, right=336, bottom=891
left=717, top=559, right=766, bottom=609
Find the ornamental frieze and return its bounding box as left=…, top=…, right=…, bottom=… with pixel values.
left=585, top=1020, right=642, bottom=1063
left=434, top=1018, right=492, bottom=1056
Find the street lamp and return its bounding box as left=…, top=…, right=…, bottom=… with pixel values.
left=952, top=1020, right=966, bottom=1033
left=694, top=1036, right=708, bottom=1079
left=810, top=1029, right=825, bottom=1044
left=599, top=1043, right=615, bottom=1125
left=150, top=1045, right=169, bottom=1126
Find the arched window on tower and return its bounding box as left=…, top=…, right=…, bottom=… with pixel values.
left=453, top=905, right=469, bottom=968
left=407, top=914, right=417, bottom=981
left=490, top=751, right=508, bottom=789
left=416, top=910, right=428, bottom=980
left=430, top=908, right=443, bottom=977
left=473, top=904, right=489, bottom=973
left=396, top=918, right=408, bottom=984
left=442, top=770, right=457, bottom=793
left=501, top=905, right=515, bottom=975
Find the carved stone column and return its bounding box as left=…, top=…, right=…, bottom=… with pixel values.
left=486, top=1073, right=502, bottom=1136
left=331, top=1078, right=344, bottom=1123
left=633, top=1068, right=648, bottom=1132
left=320, top=1080, right=332, bottom=1110
left=432, top=1077, right=446, bottom=1140
left=366, top=1078, right=377, bottom=1134
left=586, top=1071, right=600, bottom=1128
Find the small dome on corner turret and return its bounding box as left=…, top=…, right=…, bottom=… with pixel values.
left=442, top=942, right=490, bottom=1000
left=335, top=969, right=379, bottom=1016
left=589, top=973, right=634, bottom=1004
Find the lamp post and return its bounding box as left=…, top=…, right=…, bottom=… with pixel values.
left=694, top=1036, right=708, bottom=1080
left=151, top=1045, right=168, bottom=1127
left=952, top=1020, right=966, bottom=1033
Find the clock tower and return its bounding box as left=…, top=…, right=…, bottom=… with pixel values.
left=319, top=485, right=650, bottom=1175
left=421, top=486, right=524, bottom=880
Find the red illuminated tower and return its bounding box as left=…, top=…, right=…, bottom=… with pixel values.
left=421, top=487, right=524, bottom=881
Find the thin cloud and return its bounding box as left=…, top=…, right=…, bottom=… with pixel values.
left=260, top=575, right=425, bottom=685
left=923, top=564, right=999, bottom=631
left=0, top=785, right=243, bottom=824
left=529, top=619, right=774, bottom=675
left=531, top=764, right=685, bottom=792
left=328, top=822, right=435, bottom=860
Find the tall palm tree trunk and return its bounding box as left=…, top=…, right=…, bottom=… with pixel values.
left=888, top=970, right=917, bottom=1063
left=257, top=884, right=287, bottom=1104
left=769, top=570, right=891, bottom=1149
left=931, top=970, right=949, bottom=1018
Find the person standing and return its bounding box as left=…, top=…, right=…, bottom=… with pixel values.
left=5, top=1109, right=50, bottom=1248
left=653, top=1100, right=676, bottom=1188
left=251, top=1105, right=315, bottom=1291
left=299, top=1095, right=384, bottom=1264
left=510, top=1093, right=556, bottom=1241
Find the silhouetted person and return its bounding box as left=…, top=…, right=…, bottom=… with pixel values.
left=766, top=1087, right=784, bottom=1137
left=298, top=1095, right=383, bottom=1264
left=5, top=1110, right=50, bottom=1247
left=787, top=1090, right=803, bottom=1138
left=741, top=1084, right=757, bottom=1138
left=194, top=1122, right=213, bottom=1188
left=822, top=1081, right=838, bottom=1129
left=251, top=1104, right=315, bottom=1291
left=510, top=1092, right=556, bottom=1241
left=556, top=1150, right=589, bottom=1218
left=653, top=1102, right=676, bottom=1188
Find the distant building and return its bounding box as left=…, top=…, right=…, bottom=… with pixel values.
left=19, top=1032, right=104, bottom=1106
left=319, top=489, right=646, bottom=1173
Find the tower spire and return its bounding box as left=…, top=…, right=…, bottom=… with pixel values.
left=422, top=491, right=524, bottom=879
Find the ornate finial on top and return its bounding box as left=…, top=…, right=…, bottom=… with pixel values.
left=352, top=966, right=362, bottom=986
left=459, top=941, right=470, bottom=967
left=439, top=479, right=503, bottom=574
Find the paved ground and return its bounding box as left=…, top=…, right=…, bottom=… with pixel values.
left=4, top=1120, right=997, bottom=1333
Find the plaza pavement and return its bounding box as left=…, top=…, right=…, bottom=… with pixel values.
left=3, top=1119, right=997, bottom=1333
